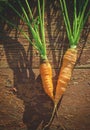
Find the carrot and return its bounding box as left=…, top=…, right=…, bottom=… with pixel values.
left=7, top=0, right=54, bottom=101
left=55, top=48, right=77, bottom=104
left=40, top=60, right=54, bottom=100
left=55, top=0, right=89, bottom=106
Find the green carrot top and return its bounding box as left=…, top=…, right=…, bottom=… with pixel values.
left=59, top=0, right=89, bottom=48
left=2, top=0, right=47, bottom=60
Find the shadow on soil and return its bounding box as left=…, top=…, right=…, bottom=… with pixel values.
left=1, top=33, right=55, bottom=130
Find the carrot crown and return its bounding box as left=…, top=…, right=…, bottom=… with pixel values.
left=1, top=0, right=47, bottom=60
left=59, top=0, right=89, bottom=48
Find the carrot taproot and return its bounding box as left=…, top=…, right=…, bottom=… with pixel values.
left=55, top=48, right=77, bottom=104
left=43, top=48, right=77, bottom=129
left=40, top=60, right=54, bottom=100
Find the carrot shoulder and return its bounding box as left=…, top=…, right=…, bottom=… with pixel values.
left=55, top=48, right=77, bottom=104
left=40, top=60, right=54, bottom=100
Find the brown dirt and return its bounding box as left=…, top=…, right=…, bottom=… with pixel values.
left=0, top=67, right=90, bottom=130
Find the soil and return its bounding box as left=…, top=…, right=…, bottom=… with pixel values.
left=0, top=67, right=90, bottom=130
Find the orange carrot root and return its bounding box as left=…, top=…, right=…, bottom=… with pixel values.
left=55, top=48, right=77, bottom=104
left=43, top=48, right=77, bottom=129
left=40, top=60, right=54, bottom=100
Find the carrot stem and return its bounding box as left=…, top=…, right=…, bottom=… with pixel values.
left=59, top=0, right=89, bottom=47
left=3, top=0, right=47, bottom=60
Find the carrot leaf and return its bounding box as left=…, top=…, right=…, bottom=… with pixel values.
left=1, top=0, right=47, bottom=60
left=59, top=0, right=89, bottom=48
